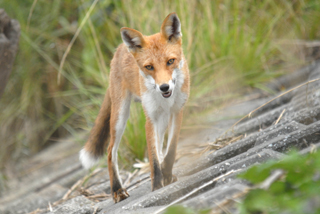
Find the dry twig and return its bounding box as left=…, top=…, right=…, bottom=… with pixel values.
left=93, top=207, right=101, bottom=214
left=87, top=193, right=111, bottom=200
left=78, top=187, right=111, bottom=202
left=62, top=168, right=102, bottom=199
left=28, top=208, right=46, bottom=214
left=275, top=109, right=286, bottom=125
left=79, top=187, right=94, bottom=197
left=202, top=135, right=243, bottom=154
left=133, top=158, right=150, bottom=174
left=48, top=202, right=53, bottom=212
left=123, top=169, right=139, bottom=187
left=259, top=169, right=284, bottom=190
left=127, top=176, right=151, bottom=191
left=62, top=179, right=82, bottom=200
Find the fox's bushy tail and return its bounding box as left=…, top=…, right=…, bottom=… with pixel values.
left=80, top=88, right=111, bottom=169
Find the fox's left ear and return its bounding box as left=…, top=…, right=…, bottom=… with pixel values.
left=161, top=12, right=182, bottom=42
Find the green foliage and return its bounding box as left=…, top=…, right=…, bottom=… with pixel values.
left=119, top=103, right=147, bottom=169
left=163, top=205, right=210, bottom=214
left=1, top=0, right=320, bottom=175
left=164, top=205, right=194, bottom=214
left=239, top=150, right=320, bottom=214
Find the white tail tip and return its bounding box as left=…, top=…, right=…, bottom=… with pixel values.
left=79, top=148, right=99, bottom=169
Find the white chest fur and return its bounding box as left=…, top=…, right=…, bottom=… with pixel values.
left=139, top=60, right=187, bottom=161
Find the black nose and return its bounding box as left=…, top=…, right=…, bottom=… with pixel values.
left=159, top=84, right=170, bottom=92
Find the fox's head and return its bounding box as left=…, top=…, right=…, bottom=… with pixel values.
left=120, top=12, right=184, bottom=99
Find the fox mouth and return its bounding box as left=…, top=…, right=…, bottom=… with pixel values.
left=162, top=91, right=172, bottom=98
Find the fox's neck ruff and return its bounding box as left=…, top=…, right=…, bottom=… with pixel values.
left=140, top=59, right=187, bottom=122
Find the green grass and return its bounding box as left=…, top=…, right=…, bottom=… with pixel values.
left=119, top=102, right=147, bottom=168
left=0, top=0, right=320, bottom=179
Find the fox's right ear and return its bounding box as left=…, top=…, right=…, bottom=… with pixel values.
left=121, top=27, right=146, bottom=52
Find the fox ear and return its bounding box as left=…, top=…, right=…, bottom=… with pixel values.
left=161, top=12, right=182, bottom=42
left=121, top=27, right=146, bottom=52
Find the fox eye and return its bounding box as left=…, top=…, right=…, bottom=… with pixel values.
left=145, top=65, right=154, bottom=70
left=167, top=59, right=175, bottom=65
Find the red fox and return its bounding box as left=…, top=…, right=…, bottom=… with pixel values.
left=80, top=12, right=190, bottom=203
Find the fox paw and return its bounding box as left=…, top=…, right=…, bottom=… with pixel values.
left=113, top=188, right=129, bottom=203
left=163, top=174, right=177, bottom=186
left=152, top=180, right=164, bottom=191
